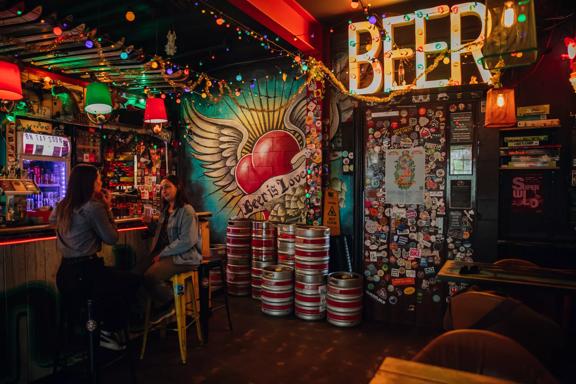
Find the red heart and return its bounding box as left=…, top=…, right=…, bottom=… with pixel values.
left=252, top=131, right=300, bottom=177
left=235, top=154, right=266, bottom=194
left=235, top=131, right=300, bottom=194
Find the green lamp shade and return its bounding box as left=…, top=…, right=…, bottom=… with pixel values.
left=85, top=82, right=113, bottom=114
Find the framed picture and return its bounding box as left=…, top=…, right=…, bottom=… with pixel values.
left=450, top=145, right=473, bottom=175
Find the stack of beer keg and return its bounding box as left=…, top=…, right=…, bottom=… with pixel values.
left=294, top=225, right=330, bottom=320
left=276, top=223, right=295, bottom=267
left=251, top=220, right=276, bottom=300
left=225, top=219, right=252, bottom=296
left=261, top=265, right=294, bottom=316
left=326, top=272, right=363, bottom=327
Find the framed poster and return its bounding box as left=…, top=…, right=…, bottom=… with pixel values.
left=450, top=179, right=472, bottom=209
left=384, top=147, right=425, bottom=205
left=450, top=145, right=473, bottom=175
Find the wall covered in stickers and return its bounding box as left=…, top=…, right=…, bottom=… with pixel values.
left=361, top=96, right=480, bottom=326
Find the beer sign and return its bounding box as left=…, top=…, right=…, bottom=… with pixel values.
left=348, top=2, right=492, bottom=94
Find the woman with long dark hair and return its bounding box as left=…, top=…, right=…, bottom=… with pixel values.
left=142, top=174, right=202, bottom=323
left=50, top=164, right=140, bottom=350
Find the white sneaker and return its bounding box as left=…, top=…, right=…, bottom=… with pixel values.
left=100, top=330, right=126, bottom=351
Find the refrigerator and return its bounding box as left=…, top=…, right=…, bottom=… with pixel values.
left=18, top=131, right=70, bottom=210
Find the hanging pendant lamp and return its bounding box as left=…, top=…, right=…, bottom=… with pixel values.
left=0, top=61, right=23, bottom=101
left=85, top=82, right=113, bottom=114
left=144, top=97, right=168, bottom=123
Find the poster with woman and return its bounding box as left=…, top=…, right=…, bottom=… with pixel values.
left=385, top=147, right=425, bottom=205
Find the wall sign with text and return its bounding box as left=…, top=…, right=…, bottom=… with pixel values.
left=348, top=2, right=492, bottom=95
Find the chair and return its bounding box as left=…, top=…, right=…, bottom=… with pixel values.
left=494, top=258, right=538, bottom=268
left=444, top=290, right=564, bottom=367
left=140, top=269, right=203, bottom=364
left=413, top=330, right=559, bottom=384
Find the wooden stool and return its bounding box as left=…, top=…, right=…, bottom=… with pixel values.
left=140, top=270, right=203, bottom=364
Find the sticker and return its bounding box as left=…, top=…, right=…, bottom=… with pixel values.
left=365, top=220, right=378, bottom=234
left=392, top=277, right=416, bottom=286
left=406, top=270, right=416, bottom=278
left=432, top=294, right=442, bottom=303
left=404, top=287, right=416, bottom=295
left=389, top=296, right=398, bottom=305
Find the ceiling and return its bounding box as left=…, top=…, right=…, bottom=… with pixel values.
left=295, top=0, right=409, bottom=20
left=3, top=0, right=297, bottom=80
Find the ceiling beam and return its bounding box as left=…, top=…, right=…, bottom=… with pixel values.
left=227, top=0, right=323, bottom=58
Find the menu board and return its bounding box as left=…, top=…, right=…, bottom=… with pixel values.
left=22, top=132, right=70, bottom=157
left=450, top=179, right=472, bottom=209
left=450, top=112, right=474, bottom=144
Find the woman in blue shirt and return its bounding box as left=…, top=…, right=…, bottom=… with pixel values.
left=142, top=175, right=202, bottom=323
left=51, top=164, right=140, bottom=350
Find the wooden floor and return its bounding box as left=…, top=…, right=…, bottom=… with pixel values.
left=47, top=296, right=439, bottom=384
left=40, top=295, right=575, bottom=384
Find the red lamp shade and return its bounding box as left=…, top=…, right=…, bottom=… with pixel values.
left=0, top=61, right=23, bottom=101
left=144, top=97, right=168, bottom=123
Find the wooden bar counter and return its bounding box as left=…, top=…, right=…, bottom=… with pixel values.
left=0, top=211, right=211, bottom=383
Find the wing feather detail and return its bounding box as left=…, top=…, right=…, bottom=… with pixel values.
left=283, top=92, right=306, bottom=148
left=183, top=100, right=248, bottom=202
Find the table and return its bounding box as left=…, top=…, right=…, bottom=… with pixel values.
left=437, top=260, right=576, bottom=328
left=370, top=357, right=515, bottom=384
left=437, top=260, right=576, bottom=291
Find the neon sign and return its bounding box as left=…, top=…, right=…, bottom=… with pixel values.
left=348, top=2, right=492, bottom=95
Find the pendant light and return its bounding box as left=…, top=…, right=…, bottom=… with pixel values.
left=144, top=97, right=168, bottom=124
left=84, top=82, right=113, bottom=114
left=485, top=88, right=516, bottom=128
left=0, top=61, right=23, bottom=101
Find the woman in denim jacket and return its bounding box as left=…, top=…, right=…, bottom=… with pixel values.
left=143, top=175, right=202, bottom=322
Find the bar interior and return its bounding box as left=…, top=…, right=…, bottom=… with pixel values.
left=0, top=0, right=575, bottom=383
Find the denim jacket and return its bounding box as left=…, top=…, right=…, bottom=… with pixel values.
left=151, top=204, right=201, bottom=265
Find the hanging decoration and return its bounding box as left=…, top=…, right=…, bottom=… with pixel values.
left=485, top=88, right=516, bottom=128
left=165, top=30, right=177, bottom=56
left=481, top=0, right=538, bottom=69
left=144, top=97, right=168, bottom=124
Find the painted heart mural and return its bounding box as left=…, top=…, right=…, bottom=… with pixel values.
left=235, top=130, right=301, bottom=194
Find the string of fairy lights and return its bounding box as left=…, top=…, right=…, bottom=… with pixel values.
left=15, top=0, right=500, bottom=111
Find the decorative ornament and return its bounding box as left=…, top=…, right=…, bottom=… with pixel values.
left=165, top=30, right=177, bottom=57
left=125, top=11, right=136, bottom=22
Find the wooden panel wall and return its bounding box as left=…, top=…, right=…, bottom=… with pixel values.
left=0, top=230, right=150, bottom=383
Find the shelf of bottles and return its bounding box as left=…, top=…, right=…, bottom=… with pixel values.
left=76, top=129, right=101, bottom=163
left=22, top=159, right=67, bottom=210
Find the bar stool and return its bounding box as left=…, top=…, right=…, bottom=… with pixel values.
left=199, top=259, right=233, bottom=341
left=53, top=296, right=136, bottom=383
left=140, top=269, right=203, bottom=364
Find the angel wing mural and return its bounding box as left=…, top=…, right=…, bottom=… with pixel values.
left=183, top=75, right=309, bottom=223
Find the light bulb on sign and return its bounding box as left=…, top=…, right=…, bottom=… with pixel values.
left=496, top=93, right=505, bottom=107
left=351, top=0, right=359, bottom=9
left=503, top=2, right=516, bottom=28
